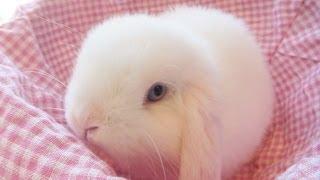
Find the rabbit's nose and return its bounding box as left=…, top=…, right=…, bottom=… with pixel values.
left=84, top=126, right=99, bottom=141
left=82, top=115, right=101, bottom=141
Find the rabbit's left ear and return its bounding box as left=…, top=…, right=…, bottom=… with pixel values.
left=179, top=87, right=222, bottom=180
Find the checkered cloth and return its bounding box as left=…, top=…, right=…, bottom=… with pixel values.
left=0, top=0, right=319, bottom=179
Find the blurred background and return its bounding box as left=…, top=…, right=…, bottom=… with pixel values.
left=0, top=0, right=33, bottom=24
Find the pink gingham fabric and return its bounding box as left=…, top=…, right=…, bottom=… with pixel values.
left=0, top=0, right=319, bottom=179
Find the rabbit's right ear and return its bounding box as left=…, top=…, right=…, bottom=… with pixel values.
left=179, top=87, right=222, bottom=180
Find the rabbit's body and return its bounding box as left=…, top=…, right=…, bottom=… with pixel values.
left=65, top=7, right=273, bottom=180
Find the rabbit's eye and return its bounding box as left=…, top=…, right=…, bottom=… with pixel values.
left=146, top=83, right=167, bottom=102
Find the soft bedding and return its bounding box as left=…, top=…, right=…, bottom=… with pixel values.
left=0, top=0, right=319, bottom=179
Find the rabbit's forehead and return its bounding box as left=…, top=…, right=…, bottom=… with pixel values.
left=91, top=41, right=194, bottom=88
left=72, top=31, right=210, bottom=108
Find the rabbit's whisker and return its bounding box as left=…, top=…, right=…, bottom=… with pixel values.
left=42, top=107, right=65, bottom=112
left=24, top=70, right=66, bottom=88
left=143, top=130, right=167, bottom=180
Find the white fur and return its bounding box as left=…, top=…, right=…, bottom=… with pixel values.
left=65, top=6, right=273, bottom=180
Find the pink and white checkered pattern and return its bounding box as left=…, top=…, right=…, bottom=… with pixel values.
left=0, top=0, right=319, bottom=179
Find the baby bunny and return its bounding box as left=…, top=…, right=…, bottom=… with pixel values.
left=64, top=6, right=273, bottom=180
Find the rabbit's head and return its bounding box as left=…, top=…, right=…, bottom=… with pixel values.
left=65, top=14, right=221, bottom=179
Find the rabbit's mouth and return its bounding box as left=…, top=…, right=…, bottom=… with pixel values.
left=85, top=141, right=115, bottom=166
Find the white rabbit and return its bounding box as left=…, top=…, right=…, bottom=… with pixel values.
left=64, top=6, right=273, bottom=180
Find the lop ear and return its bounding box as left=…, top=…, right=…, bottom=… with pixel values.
left=179, top=87, right=222, bottom=180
